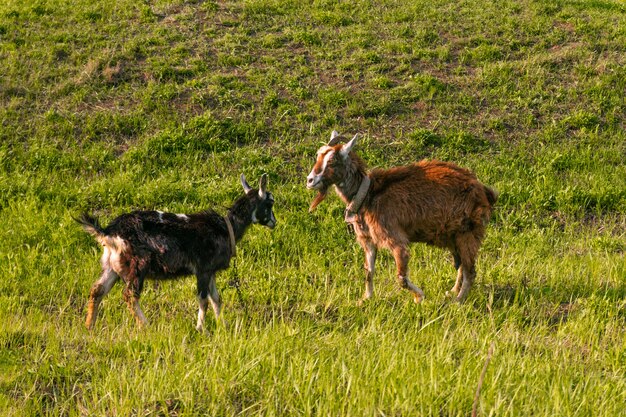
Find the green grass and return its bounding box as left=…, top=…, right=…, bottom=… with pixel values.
left=1, top=0, right=625, bottom=415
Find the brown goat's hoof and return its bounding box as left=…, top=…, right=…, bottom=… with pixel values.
left=85, top=316, right=95, bottom=330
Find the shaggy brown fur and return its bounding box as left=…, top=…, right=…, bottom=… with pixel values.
left=307, top=132, right=497, bottom=303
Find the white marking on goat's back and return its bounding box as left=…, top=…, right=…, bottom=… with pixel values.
left=176, top=213, right=189, bottom=221
left=157, top=210, right=164, bottom=222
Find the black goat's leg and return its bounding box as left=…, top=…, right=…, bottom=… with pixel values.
left=85, top=267, right=119, bottom=329
left=196, top=272, right=211, bottom=331
left=207, top=273, right=222, bottom=322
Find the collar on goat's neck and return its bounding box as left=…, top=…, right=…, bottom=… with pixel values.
left=226, top=194, right=256, bottom=250
left=224, top=215, right=237, bottom=257
left=343, top=175, right=370, bottom=223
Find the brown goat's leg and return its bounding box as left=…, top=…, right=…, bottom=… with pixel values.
left=123, top=285, right=148, bottom=327
left=446, top=252, right=463, bottom=297
left=455, top=234, right=479, bottom=302
left=359, top=241, right=377, bottom=304
left=457, top=263, right=476, bottom=302
left=453, top=268, right=464, bottom=294
left=392, top=245, right=425, bottom=303
left=85, top=268, right=119, bottom=329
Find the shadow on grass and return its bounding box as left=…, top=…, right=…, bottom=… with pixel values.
left=482, top=281, right=626, bottom=327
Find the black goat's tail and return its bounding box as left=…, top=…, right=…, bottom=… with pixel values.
left=74, top=213, right=105, bottom=239
left=75, top=214, right=124, bottom=250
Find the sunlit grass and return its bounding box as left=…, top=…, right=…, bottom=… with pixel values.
left=1, top=0, right=625, bottom=415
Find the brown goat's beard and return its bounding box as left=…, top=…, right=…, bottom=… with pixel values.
left=309, top=186, right=329, bottom=212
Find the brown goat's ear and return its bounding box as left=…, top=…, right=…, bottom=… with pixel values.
left=241, top=174, right=253, bottom=194
left=328, top=130, right=342, bottom=146
left=339, top=133, right=359, bottom=158
left=259, top=173, right=268, bottom=199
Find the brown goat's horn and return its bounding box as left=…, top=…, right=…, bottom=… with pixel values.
left=339, top=133, right=359, bottom=158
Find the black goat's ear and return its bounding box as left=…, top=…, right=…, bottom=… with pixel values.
left=241, top=174, right=253, bottom=193
left=328, top=130, right=342, bottom=146
left=259, top=173, right=268, bottom=199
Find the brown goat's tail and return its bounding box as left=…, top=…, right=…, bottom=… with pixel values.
left=484, top=186, right=498, bottom=207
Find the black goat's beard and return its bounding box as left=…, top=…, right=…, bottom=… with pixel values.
left=309, top=185, right=329, bottom=212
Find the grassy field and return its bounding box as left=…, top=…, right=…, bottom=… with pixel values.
left=1, top=0, right=625, bottom=415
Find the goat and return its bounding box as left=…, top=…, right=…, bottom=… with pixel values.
left=306, top=131, right=497, bottom=303
left=76, top=174, right=276, bottom=330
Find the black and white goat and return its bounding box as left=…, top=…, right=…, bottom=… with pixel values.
left=76, top=174, right=276, bottom=330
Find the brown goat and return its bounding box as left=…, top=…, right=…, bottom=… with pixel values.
left=306, top=131, right=497, bottom=303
